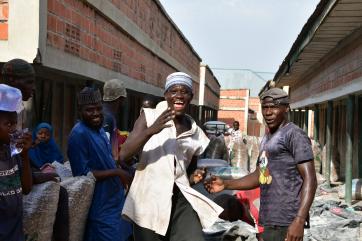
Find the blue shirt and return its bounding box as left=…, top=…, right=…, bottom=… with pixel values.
left=0, top=145, right=24, bottom=241
left=67, top=122, right=131, bottom=241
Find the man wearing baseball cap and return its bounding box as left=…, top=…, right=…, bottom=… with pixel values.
left=205, top=88, right=317, bottom=241
left=102, top=79, right=127, bottom=162
left=1, top=59, right=35, bottom=101
left=1, top=59, right=36, bottom=129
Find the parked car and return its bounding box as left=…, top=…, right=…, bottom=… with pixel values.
left=203, top=121, right=229, bottom=136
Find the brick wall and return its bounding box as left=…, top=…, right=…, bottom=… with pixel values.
left=204, top=66, right=220, bottom=108
left=248, top=97, right=264, bottom=136
left=218, top=89, right=264, bottom=136
left=206, top=68, right=220, bottom=93
left=218, top=110, right=246, bottom=131
left=110, top=0, right=200, bottom=77
left=218, top=89, right=248, bottom=132
left=0, top=0, right=8, bottom=40
left=219, top=98, right=246, bottom=108
left=204, top=88, right=219, bottom=108
left=249, top=97, right=261, bottom=113
left=46, top=0, right=200, bottom=92
left=220, top=89, right=249, bottom=97
left=193, top=81, right=199, bottom=101
left=291, top=38, right=362, bottom=103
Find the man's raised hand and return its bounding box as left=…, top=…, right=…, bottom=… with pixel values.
left=147, top=107, right=175, bottom=136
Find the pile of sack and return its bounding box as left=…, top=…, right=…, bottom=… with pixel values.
left=23, top=162, right=96, bottom=241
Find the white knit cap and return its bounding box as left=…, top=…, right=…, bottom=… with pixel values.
left=165, top=72, right=193, bottom=92
left=0, top=84, right=22, bottom=113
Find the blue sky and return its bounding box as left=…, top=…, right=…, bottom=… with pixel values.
left=159, top=0, right=319, bottom=95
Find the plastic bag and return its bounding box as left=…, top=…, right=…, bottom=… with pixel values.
left=23, top=182, right=60, bottom=241
left=207, top=167, right=248, bottom=180
left=198, top=159, right=229, bottom=168
left=246, top=136, right=260, bottom=172
left=230, top=139, right=248, bottom=170
left=204, top=136, right=228, bottom=160
left=203, top=218, right=258, bottom=241
left=61, top=172, right=96, bottom=241
left=52, top=161, right=73, bottom=179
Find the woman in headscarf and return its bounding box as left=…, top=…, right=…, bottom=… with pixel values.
left=29, top=122, right=69, bottom=241
left=29, top=122, right=63, bottom=169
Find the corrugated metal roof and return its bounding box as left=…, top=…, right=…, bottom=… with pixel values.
left=273, top=0, right=362, bottom=86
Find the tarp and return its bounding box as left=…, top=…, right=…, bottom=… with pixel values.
left=203, top=219, right=258, bottom=241
left=304, top=199, right=362, bottom=241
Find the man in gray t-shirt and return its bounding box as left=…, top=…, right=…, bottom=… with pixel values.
left=258, top=122, right=314, bottom=227
left=205, top=88, right=317, bottom=241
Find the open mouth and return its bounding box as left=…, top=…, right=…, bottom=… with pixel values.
left=265, top=119, right=274, bottom=124
left=91, top=117, right=102, bottom=124
left=173, top=100, right=185, bottom=110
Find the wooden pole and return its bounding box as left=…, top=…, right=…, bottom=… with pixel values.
left=345, top=95, right=354, bottom=205
left=314, top=105, right=319, bottom=142
left=358, top=97, right=362, bottom=178
left=325, top=101, right=333, bottom=187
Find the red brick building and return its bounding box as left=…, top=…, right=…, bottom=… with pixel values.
left=0, top=0, right=8, bottom=40
left=218, top=89, right=264, bottom=136
left=272, top=0, right=362, bottom=188
left=247, top=97, right=263, bottom=137
left=0, top=0, right=220, bottom=150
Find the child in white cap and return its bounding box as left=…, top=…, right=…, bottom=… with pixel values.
left=0, top=84, right=33, bottom=241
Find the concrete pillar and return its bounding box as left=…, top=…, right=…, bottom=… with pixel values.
left=198, top=105, right=203, bottom=124
left=345, top=95, right=354, bottom=205
left=288, top=110, right=292, bottom=122
left=198, top=64, right=206, bottom=124
left=325, top=101, right=333, bottom=187
left=314, top=105, right=319, bottom=142
left=359, top=97, right=362, bottom=178
left=296, top=109, right=300, bottom=127
left=303, top=107, right=309, bottom=133
left=308, top=109, right=313, bottom=138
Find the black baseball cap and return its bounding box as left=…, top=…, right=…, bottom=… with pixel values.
left=260, top=88, right=289, bottom=104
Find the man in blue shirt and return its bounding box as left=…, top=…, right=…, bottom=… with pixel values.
left=67, top=87, right=131, bottom=241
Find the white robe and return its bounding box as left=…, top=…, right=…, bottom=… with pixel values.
left=122, top=101, right=223, bottom=235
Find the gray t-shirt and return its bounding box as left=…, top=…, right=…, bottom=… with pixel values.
left=257, top=123, right=313, bottom=227
left=0, top=145, right=24, bottom=241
